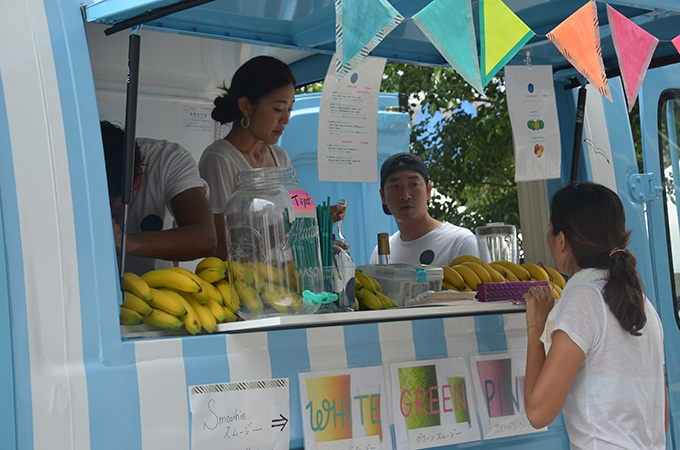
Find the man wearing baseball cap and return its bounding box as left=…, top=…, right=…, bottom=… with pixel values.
left=369, top=152, right=479, bottom=266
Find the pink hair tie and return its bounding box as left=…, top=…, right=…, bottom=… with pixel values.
left=609, top=247, right=625, bottom=257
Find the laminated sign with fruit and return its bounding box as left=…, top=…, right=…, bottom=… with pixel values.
left=442, top=255, right=566, bottom=299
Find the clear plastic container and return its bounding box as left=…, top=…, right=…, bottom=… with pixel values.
left=357, top=264, right=443, bottom=306
left=475, top=222, right=518, bottom=263
left=224, top=167, right=323, bottom=319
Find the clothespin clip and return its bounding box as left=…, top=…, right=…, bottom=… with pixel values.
left=302, top=290, right=338, bottom=306
left=524, top=51, right=532, bottom=71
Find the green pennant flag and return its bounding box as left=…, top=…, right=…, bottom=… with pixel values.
left=480, top=0, right=535, bottom=86
left=412, top=0, right=483, bottom=94
left=336, top=0, right=404, bottom=80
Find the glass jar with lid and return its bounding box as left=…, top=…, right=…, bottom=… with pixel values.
left=224, top=167, right=323, bottom=319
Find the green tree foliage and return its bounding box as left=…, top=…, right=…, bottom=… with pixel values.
left=380, top=63, right=519, bottom=232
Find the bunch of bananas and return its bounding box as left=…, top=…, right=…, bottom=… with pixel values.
left=119, top=256, right=239, bottom=334
left=441, top=255, right=566, bottom=298
left=354, top=271, right=398, bottom=310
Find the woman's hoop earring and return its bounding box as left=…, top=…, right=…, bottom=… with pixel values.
left=240, top=116, right=250, bottom=129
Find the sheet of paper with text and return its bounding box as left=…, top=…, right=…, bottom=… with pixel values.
left=318, top=55, right=386, bottom=182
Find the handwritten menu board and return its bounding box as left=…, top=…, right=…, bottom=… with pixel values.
left=390, top=357, right=481, bottom=449
left=189, top=378, right=290, bottom=449
left=299, top=366, right=393, bottom=450
left=469, top=351, right=546, bottom=439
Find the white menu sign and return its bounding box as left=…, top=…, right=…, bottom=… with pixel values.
left=318, top=55, right=386, bottom=182
left=189, top=378, right=290, bottom=449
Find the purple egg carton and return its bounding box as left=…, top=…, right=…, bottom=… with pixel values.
left=476, top=280, right=549, bottom=302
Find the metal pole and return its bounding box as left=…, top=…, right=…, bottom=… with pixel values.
left=570, top=85, right=587, bottom=183
left=119, top=30, right=141, bottom=285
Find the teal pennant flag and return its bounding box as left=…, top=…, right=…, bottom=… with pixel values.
left=335, top=0, right=404, bottom=80
left=412, top=0, right=483, bottom=93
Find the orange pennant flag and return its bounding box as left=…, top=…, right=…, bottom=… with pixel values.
left=547, top=1, right=611, bottom=101
left=607, top=5, right=658, bottom=112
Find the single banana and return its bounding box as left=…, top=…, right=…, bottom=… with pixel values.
left=354, top=297, right=360, bottom=311
left=360, top=290, right=383, bottom=310
left=442, top=280, right=458, bottom=291
left=122, top=291, right=152, bottom=316
left=450, top=255, right=504, bottom=282
left=197, top=268, right=226, bottom=284
left=148, top=287, right=187, bottom=316
left=493, top=260, right=531, bottom=281
left=376, top=291, right=398, bottom=308
left=234, top=279, right=264, bottom=315
left=552, top=284, right=562, bottom=299
left=222, top=304, right=238, bottom=322
left=542, top=265, right=566, bottom=288
left=253, top=262, right=283, bottom=284
left=442, top=266, right=466, bottom=290
left=123, top=272, right=152, bottom=302
left=460, top=261, right=492, bottom=283
left=202, top=280, right=224, bottom=306
left=521, top=263, right=550, bottom=281
left=215, top=279, right=240, bottom=314
left=355, top=272, right=380, bottom=294
left=120, top=307, right=143, bottom=326
left=206, top=297, right=228, bottom=323
left=489, top=263, right=520, bottom=282
left=260, top=284, right=290, bottom=314
left=141, top=269, right=202, bottom=293
left=143, top=308, right=183, bottom=331
left=354, top=276, right=364, bottom=291
left=165, top=267, right=209, bottom=304
left=452, top=264, right=481, bottom=290
left=170, top=290, right=202, bottom=335
left=355, top=287, right=365, bottom=301
left=282, top=260, right=298, bottom=291
left=184, top=293, right=217, bottom=333
left=195, top=256, right=228, bottom=274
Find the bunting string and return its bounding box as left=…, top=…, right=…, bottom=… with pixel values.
left=335, top=0, right=680, bottom=108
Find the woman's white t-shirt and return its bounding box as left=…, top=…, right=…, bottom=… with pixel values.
left=553, top=279, right=666, bottom=449
left=198, top=139, right=292, bottom=214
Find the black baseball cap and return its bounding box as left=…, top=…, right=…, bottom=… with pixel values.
left=380, top=152, right=429, bottom=215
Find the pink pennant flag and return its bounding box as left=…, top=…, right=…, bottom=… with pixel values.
left=547, top=1, right=611, bottom=101
left=607, top=5, right=658, bottom=112
left=673, top=35, right=680, bottom=54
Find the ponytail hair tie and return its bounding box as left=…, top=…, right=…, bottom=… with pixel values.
left=609, top=247, right=626, bottom=257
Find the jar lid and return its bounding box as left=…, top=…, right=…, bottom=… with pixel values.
left=475, top=222, right=516, bottom=236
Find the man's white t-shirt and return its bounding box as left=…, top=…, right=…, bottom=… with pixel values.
left=126, top=138, right=209, bottom=275
left=369, top=222, right=479, bottom=266
left=553, top=279, right=666, bottom=449
left=198, top=139, right=292, bottom=214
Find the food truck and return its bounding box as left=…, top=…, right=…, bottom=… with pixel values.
left=2, top=0, right=680, bottom=448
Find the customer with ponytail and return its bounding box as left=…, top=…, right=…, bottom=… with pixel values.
left=522, top=182, right=668, bottom=448
left=199, top=56, right=297, bottom=259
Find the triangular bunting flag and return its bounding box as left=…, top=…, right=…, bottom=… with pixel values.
left=547, top=1, right=612, bottom=101
left=607, top=5, right=658, bottom=112
left=412, top=0, right=484, bottom=94
left=480, top=0, right=535, bottom=86
left=673, top=35, right=680, bottom=55
left=335, top=0, right=404, bottom=81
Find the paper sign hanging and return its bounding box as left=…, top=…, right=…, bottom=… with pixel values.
left=547, top=1, right=612, bottom=102
left=318, top=55, right=386, bottom=182
left=469, top=351, right=547, bottom=439
left=480, top=0, right=535, bottom=87
left=189, top=378, right=290, bottom=450
left=335, top=0, right=403, bottom=81
left=298, top=365, right=393, bottom=450
left=390, top=357, right=481, bottom=449
left=607, top=5, right=658, bottom=112
left=505, top=65, right=561, bottom=182
left=412, top=0, right=484, bottom=94
left=673, top=35, right=680, bottom=55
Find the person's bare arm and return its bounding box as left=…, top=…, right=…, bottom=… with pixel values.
left=123, top=187, right=216, bottom=261
left=523, top=284, right=584, bottom=429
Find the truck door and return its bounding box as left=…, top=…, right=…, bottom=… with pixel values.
left=638, top=64, right=680, bottom=447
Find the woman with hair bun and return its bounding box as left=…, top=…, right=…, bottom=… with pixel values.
left=199, top=56, right=297, bottom=259
left=522, top=182, right=668, bottom=448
